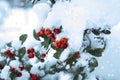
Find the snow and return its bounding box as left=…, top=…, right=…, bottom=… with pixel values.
left=9, top=60, right=20, bottom=70
left=92, top=22, right=120, bottom=80
left=15, top=70, right=30, bottom=80
left=11, top=40, right=22, bottom=50
left=0, top=65, right=10, bottom=80
left=0, top=0, right=120, bottom=80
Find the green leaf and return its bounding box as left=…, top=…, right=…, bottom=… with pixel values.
left=41, top=36, right=51, bottom=48
left=66, top=57, right=76, bottom=67
left=87, top=48, right=104, bottom=57
left=89, top=57, right=98, bottom=67
left=25, top=64, right=32, bottom=71
left=53, top=48, right=64, bottom=59
left=59, top=25, right=62, bottom=31
left=19, top=34, right=27, bottom=44
left=73, top=75, right=79, bottom=80
left=6, top=42, right=12, bottom=47
left=18, top=47, right=26, bottom=59
left=66, top=52, right=78, bottom=67
left=35, top=51, right=40, bottom=59
left=33, top=30, right=40, bottom=41
left=9, top=72, right=17, bottom=80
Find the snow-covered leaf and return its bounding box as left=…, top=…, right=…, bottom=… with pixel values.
left=19, top=34, right=27, bottom=44
left=73, top=75, right=79, bottom=80
left=33, top=30, right=40, bottom=41
left=18, top=47, right=26, bottom=60
left=6, top=42, right=12, bottom=47
left=89, top=57, right=98, bottom=68
left=53, top=48, right=64, bottom=59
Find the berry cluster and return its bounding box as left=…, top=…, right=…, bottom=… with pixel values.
left=5, top=50, right=14, bottom=58
left=54, top=37, right=68, bottom=49
left=37, top=27, right=61, bottom=42
left=27, top=48, right=35, bottom=58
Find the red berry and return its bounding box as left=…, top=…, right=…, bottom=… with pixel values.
left=27, top=49, right=31, bottom=54
left=31, top=48, right=34, bottom=53
left=75, top=52, right=80, bottom=58
left=10, top=67, right=16, bottom=72
left=61, top=43, right=68, bottom=49
left=30, top=73, right=39, bottom=80
left=45, top=28, right=52, bottom=36
left=54, top=41, right=62, bottom=49
left=28, top=53, right=34, bottom=58
left=60, top=37, right=68, bottom=44
left=27, top=48, right=34, bottom=54
left=19, top=66, right=24, bottom=71
left=47, top=33, right=54, bottom=38
left=37, top=31, right=44, bottom=37
left=51, top=37, right=56, bottom=42
left=53, top=28, right=60, bottom=34
left=5, top=50, right=11, bottom=55
left=17, top=72, right=22, bottom=77
left=41, top=54, right=46, bottom=59
left=8, top=53, right=14, bottom=58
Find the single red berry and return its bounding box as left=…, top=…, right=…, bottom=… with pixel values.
left=53, top=28, right=60, bottom=34
left=28, top=53, right=34, bottom=58
left=75, top=52, right=80, bottom=58
left=51, top=37, right=56, bottom=42
left=10, top=67, right=16, bottom=72
left=45, top=28, right=52, bottom=36
left=30, top=73, right=39, bottom=80
left=27, top=48, right=34, bottom=54
left=37, top=31, right=44, bottom=37
left=27, top=49, right=31, bottom=54
left=41, top=54, right=46, bottom=59
left=31, top=48, right=34, bottom=53
left=61, top=43, right=68, bottom=49
left=47, top=33, right=54, bottom=38
left=5, top=50, right=11, bottom=55
left=17, top=72, right=22, bottom=77
left=54, top=41, right=62, bottom=49
left=8, top=53, right=14, bottom=58
left=60, top=37, right=68, bottom=44
left=19, top=66, right=24, bottom=71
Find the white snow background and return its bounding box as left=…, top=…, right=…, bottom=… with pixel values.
left=0, top=0, right=120, bottom=80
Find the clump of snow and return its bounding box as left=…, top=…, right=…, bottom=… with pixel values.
left=33, top=2, right=51, bottom=31
left=92, top=22, right=120, bottom=79
left=58, top=71, right=73, bottom=80
left=29, top=57, right=38, bottom=65
left=0, top=65, right=10, bottom=80
left=11, top=40, right=21, bottom=50
left=59, top=48, right=70, bottom=61
left=0, top=1, right=10, bottom=24
left=44, top=1, right=89, bottom=51
left=0, top=40, right=6, bottom=49
left=9, top=60, right=20, bottom=70
left=15, top=70, right=30, bottom=80
left=0, top=55, right=6, bottom=62
left=30, top=63, right=40, bottom=74
left=0, top=8, right=39, bottom=41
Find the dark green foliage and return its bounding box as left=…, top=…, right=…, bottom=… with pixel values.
left=33, top=30, right=40, bottom=41
left=53, top=48, right=64, bottom=59
left=19, top=34, right=27, bottom=44
left=18, top=47, right=26, bottom=60
left=87, top=48, right=104, bottom=57
left=89, top=57, right=98, bottom=67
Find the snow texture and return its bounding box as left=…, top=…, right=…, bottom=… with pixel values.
left=0, top=0, right=120, bottom=80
